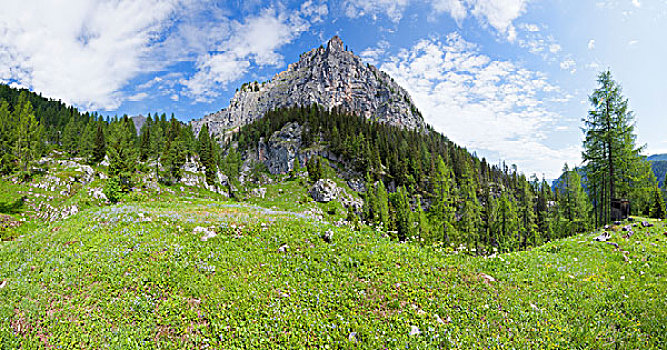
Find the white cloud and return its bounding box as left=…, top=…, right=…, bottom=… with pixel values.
left=520, top=23, right=540, bottom=32
left=431, top=0, right=468, bottom=22
left=632, top=0, right=641, bottom=8
left=587, top=39, right=596, bottom=50
left=127, top=92, right=148, bottom=102
left=0, top=0, right=186, bottom=110
left=300, top=0, right=329, bottom=23
left=468, top=0, right=530, bottom=42
left=182, top=8, right=310, bottom=102
left=628, top=39, right=639, bottom=46
left=360, top=40, right=391, bottom=65
left=379, top=34, right=576, bottom=177
left=549, top=43, right=562, bottom=53
left=560, top=58, right=576, bottom=73
left=344, top=0, right=410, bottom=23
left=343, top=0, right=531, bottom=41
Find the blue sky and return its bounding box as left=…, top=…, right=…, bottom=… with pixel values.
left=1, top=0, right=665, bottom=178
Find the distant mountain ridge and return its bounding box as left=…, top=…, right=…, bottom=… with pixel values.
left=190, top=36, right=425, bottom=138
left=648, top=154, right=667, bottom=161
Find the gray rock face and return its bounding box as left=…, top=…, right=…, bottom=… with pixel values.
left=265, top=122, right=302, bottom=175
left=191, top=36, right=425, bottom=138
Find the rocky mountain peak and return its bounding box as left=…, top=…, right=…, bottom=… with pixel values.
left=326, top=35, right=345, bottom=52
left=191, top=36, right=425, bottom=138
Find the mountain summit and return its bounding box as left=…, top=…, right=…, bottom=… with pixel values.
left=191, top=36, right=425, bottom=137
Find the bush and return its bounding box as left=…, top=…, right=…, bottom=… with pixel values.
left=103, top=177, right=122, bottom=203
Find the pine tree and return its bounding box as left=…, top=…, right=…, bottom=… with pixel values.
left=497, top=192, right=519, bottom=251
left=376, top=179, right=390, bottom=231
left=457, top=159, right=481, bottom=249
left=139, top=116, right=152, bottom=161
left=392, top=185, right=412, bottom=241
left=107, top=117, right=138, bottom=191
left=0, top=99, right=14, bottom=174
left=13, top=93, right=43, bottom=171
left=582, top=70, right=643, bottom=224
left=92, top=122, right=106, bottom=163
left=650, top=184, right=666, bottom=219
left=198, top=124, right=216, bottom=185
left=429, top=157, right=456, bottom=243
left=62, top=116, right=79, bottom=157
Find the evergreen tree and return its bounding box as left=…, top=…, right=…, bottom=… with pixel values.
left=307, top=156, right=322, bottom=182
left=92, top=122, right=106, bottom=164
left=13, top=93, right=43, bottom=171
left=496, top=192, right=519, bottom=251
left=62, top=116, right=79, bottom=157
left=197, top=124, right=216, bottom=185
left=139, top=116, right=152, bottom=161
left=429, top=157, right=456, bottom=243
left=650, top=184, right=666, bottom=219
left=392, top=185, right=412, bottom=241
left=107, top=117, right=138, bottom=191
left=376, top=179, right=390, bottom=231
left=582, top=70, right=643, bottom=224
left=457, top=160, right=481, bottom=249
left=0, top=100, right=14, bottom=174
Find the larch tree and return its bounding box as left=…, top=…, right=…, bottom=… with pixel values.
left=582, top=70, right=643, bottom=224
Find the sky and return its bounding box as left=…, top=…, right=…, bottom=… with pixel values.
left=1, top=0, right=666, bottom=179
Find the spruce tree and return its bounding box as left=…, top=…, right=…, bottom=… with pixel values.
left=107, top=117, right=138, bottom=191
left=198, top=124, right=216, bottom=185
left=92, top=122, right=106, bottom=163
left=62, top=116, right=79, bottom=157
left=650, top=184, right=666, bottom=219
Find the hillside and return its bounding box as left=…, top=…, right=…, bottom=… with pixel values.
left=191, top=36, right=425, bottom=138
left=1, top=174, right=666, bottom=348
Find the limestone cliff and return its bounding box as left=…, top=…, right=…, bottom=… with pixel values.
left=190, top=36, right=425, bottom=138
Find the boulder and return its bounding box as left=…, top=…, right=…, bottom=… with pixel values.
left=250, top=187, right=267, bottom=199
left=309, top=179, right=340, bottom=202
left=194, top=226, right=217, bottom=241
left=594, top=232, right=611, bottom=242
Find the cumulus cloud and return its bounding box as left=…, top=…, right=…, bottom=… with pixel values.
left=379, top=34, right=576, bottom=177
left=182, top=8, right=310, bottom=102
left=0, top=1, right=325, bottom=109
left=343, top=0, right=531, bottom=41
left=0, top=0, right=185, bottom=110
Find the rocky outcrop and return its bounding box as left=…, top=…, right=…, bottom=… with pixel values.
left=265, top=122, right=301, bottom=174
left=309, top=179, right=363, bottom=211
left=191, top=36, right=425, bottom=139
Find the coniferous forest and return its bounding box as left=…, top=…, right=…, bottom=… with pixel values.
left=1, top=71, right=663, bottom=257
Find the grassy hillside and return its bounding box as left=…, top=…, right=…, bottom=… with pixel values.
left=1, top=177, right=666, bottom=348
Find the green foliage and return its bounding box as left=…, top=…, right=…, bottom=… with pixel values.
left=197, top=124, right=217, bottom=185
left=103, top=177, right=122, bottom=203
left=650, top=185, right=666, bottom=219
left=307, top=156, right=322, bottom=182
left=107, top=116, right=138, bottom=191
left=582, top=70, right=646, bottom=225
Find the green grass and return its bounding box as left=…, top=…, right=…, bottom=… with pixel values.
left=1, top=189, right=666, bottom=348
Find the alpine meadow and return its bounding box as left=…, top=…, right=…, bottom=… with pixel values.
left=1, top=1, right=666, bottom=349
